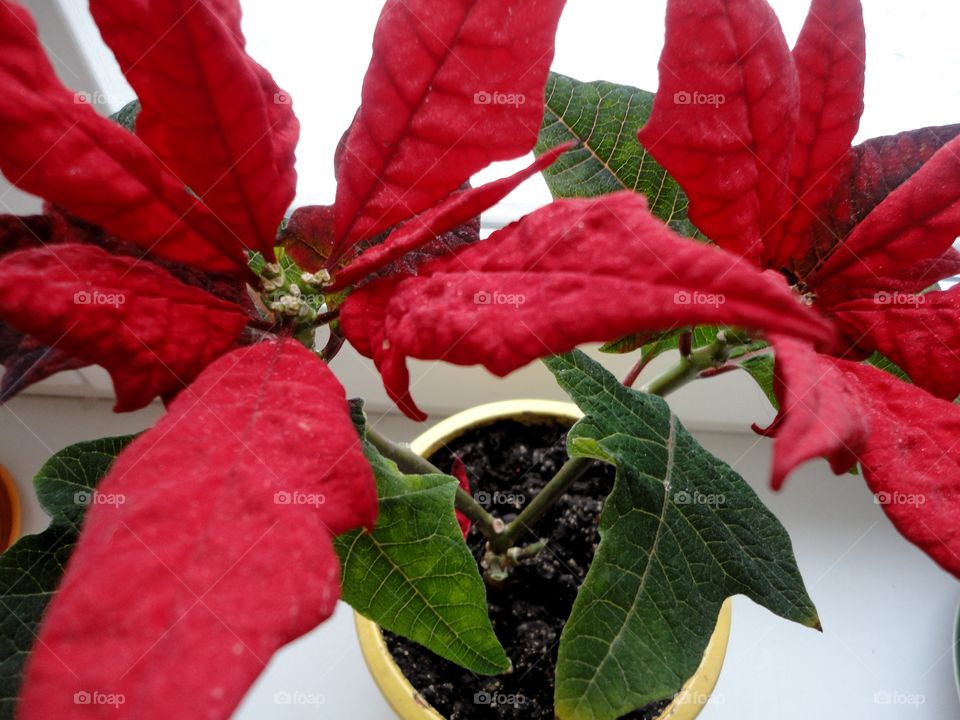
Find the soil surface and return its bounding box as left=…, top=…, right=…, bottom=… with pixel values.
left=383, top=418, right=672, bottom=719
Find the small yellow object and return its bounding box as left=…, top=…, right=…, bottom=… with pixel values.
left=355, top=400, right=732, bottom=720
left=0, top=464, right=22, bottom=551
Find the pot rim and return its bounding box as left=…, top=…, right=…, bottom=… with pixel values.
left=355, top=399, right=732, bottom=720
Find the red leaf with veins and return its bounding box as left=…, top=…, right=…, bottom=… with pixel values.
left=332, top=144, right=570, bottom=289
left=759, top=336, right=869, bottom=490
left=0, top=245, right=249, bottom=411
left=91, top=0, right=298, bottom=258
left=332, top=0, right=566, bottom=256
left=0, top=2, right=242, bottom=272
left=19, top=340, right=377, bottom=720
left=280, top=205, right=337, bottom=273
left=828, top=286, right=960, bottom=401
left=809, top=134, right=960, bottom=302
left=848, top=362, right=960, bottom=578
left=768, top=0, right=864, bottom=270
left=341, top=192, right=837, bottom=419
left=762, top=338, right=960, bottom=577
left=797, top=124, right=960, bottom=277
left=637, top=0, right=799, bottom=262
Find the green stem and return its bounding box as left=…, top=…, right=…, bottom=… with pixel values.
left=493, top=333, right=741, bottom=553
left=365, top=425, right=501, bottom=540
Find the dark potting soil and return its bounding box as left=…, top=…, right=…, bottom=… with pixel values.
left=383, top=418, right=672, bottom=720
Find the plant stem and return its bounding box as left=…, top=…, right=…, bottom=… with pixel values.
left=364, top=425, right=501, bottom=540
left=494, top=334, right=740, bottom=553
left=489, top=454, right=591, bottom=553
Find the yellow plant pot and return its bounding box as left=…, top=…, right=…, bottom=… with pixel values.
left=0, top=463, right=21, bottom=551
left=356, top=400, right=732, bottom=720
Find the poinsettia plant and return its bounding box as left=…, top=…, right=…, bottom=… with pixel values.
left=0, top=0, right=958, bottom=718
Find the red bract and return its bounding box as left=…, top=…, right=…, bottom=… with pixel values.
left=640, top=0, right=960, bottom=575
left=20, top=340, right=376, bottom=720
left=341, top=192, right=836, bottom=419
left=0, top=244, right=249, bottom=411
left=0, top=2, right=243, bottom=272
left=90, top=0, right=297, bottom=258
left=331, top=0, right=567, bottom=257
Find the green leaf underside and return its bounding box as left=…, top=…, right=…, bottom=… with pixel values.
left=0, top=436, right=134, bottom=719
left=536, top=72, right=699, bottom=238
left=543, top=351, right=818, bottom=720
left=336, top=411, right=509, bottom=675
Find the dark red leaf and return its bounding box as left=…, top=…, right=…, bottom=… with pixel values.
left=808, top=134, right=960, bottom=302
left=0, top=214, right=71, bottom=258
left=759, top=336, right=869, bottom=490
left=768, top=0, right=865, bottom=270
left=332, top=145, right=569, bottom=289
left=0, top=244, right=249, bottom=411
left=331, top=0, right=566, bottom=256
left=91, top=0, right=298, bottom=258
left=451, top=456, right=472, bottom=539
left=798, top=124, right=960, bottom=281
left=828, top=286, right=960, bottom=401
left=0, top=1, right=243, bottom=272
left=637, top=0, right=799, bottom=262
left=19, top=340, right=377, bottom=719
left=0, top=327, right=87, bottom=402
left=341, top=192, right=837, bottom=419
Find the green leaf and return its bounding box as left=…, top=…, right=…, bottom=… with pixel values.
left=0, top=436, right=133, bottom=719
left=866, top=351, right=911, bottom=383
left=108, top=99, right=140, bottom=133
left=536, top=72, right=697, bottom=237
left=544, top=351, right=818, bottom=720
left=335, top=412, right=509, bottom=675
left=741, top=353, right=778, bottom=409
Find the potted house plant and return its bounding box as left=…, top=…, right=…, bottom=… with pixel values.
left=0, top=0, right=959, bottom=718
